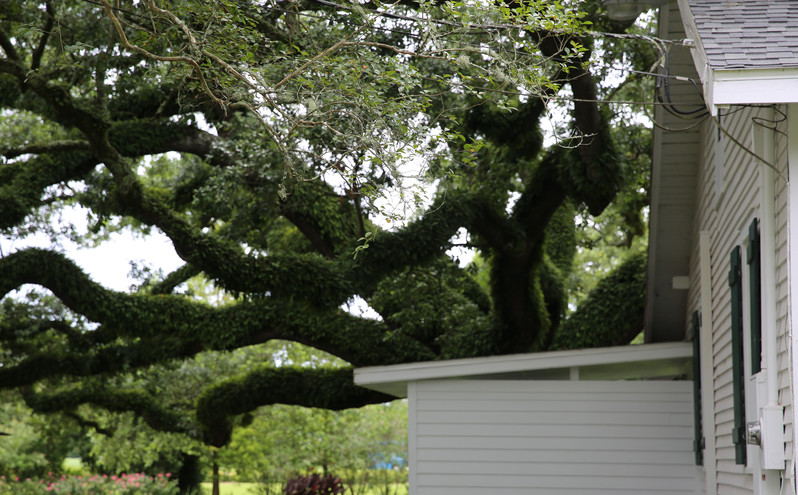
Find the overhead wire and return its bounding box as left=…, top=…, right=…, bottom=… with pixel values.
left=82, top=0, right=730, bottom=125
left=752, top=105, right=788, bottom=137
left=713, top=109, right=788, bottom=183
left=84, top=0, right=708, bottom=108
left=88, top=0, right=798, bottom=191
left=295, top=0, right=717, bottom=121
left=655, top=49, right=708, bottom=119
left=58, top=0, right=798, bottom=184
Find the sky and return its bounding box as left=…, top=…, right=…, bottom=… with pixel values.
left=0, top=211, right=183, bottom=293
left=68, top=231, right=184, bottom=291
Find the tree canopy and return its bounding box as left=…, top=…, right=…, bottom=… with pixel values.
left=0, top=0, right=656, bottom=452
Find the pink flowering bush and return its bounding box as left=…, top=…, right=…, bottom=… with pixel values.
left=283, top=473, right=345, bottom=495
left=0, top=472, right=178, bottom=494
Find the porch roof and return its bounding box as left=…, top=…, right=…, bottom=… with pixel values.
left=354, top=342, right=693, bottom=397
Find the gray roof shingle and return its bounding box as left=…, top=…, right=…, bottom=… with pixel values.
left=687, top=0, right=798, bottom=70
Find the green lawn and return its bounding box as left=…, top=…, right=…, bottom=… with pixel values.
left=200, top=482, right=259, bottom=494
left=60, top=460, right=407, bottom=495
left=200, top=482, right=409, bottom=495
left=62, top=457, right=84, bottom=471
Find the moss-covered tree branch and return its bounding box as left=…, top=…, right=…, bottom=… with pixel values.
left=550, top=251, right=647, bottom=350
left=21, top=384, right=190, bottom=437
left=0, top=249, right=436, bottom=388
left=196, top=367, right=393, bottom=447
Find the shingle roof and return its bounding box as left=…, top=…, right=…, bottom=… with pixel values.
left=687, top=0, right=798, bottom=70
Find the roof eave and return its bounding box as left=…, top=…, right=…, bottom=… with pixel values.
left=679, top=0, right=798, bottom=114
left=354, top=342, right=693, bottom=397
left=711, top=68, right=798, bottom=110
left=678, top=0, right=714, bottom=111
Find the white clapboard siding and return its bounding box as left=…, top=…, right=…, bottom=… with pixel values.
left=409, top=380, right=703, bottom=495
left=685, top=97, right=792, bottom=493
left=703, top=105, right=758, bottom=494
left=647, top=1, right=705, bottom=341
left=773, top=115, right=793, bottom=482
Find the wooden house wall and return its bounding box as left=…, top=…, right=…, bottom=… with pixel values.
left=685, top=98, right=791, bottom=494
left=408, top=379, right=703, bottom=495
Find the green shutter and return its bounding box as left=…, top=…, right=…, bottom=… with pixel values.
left=691, top=311, right=703, bottom=466
left=729, top=245, right=746, bottom=465
left=747, top=218, right=762, bottom=374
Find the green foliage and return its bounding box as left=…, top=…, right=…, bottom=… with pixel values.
left=0, top=472, right=178, bottom=495
left=81, top=412, right=204, bottom=476
left=217, top=401, right=407, bottom=484
left=0, top=399, right=50, bottom=479
left=369, top=258, right=492, bottom=358
left=544, top=203, right=577, bottom=277
left=567, top=195, right=649, bottom=310
left=551, top=251, right=648, bottom=350
left=0, top=0, right=655, bottom=468
left=0, top=391, right=87, bottom=479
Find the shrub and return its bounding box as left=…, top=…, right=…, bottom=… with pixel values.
left=0, top=472, right=178, bottom=494
left=283, top=473, right=345, bottom=495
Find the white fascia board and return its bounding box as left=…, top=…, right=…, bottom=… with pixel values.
left=354, top=342, right=693, bottom=396
left=711, top=69, right=798, bottom=107
left=677, top=0, right=714, bottom=112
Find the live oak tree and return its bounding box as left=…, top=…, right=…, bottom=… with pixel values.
left=0, top=0, right=654, bottom=456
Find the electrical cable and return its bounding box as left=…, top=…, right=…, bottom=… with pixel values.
left=655, top=49, right=709, bottom=119
left=80, top=0, right=728, bottom=122
left=712, top=109, right=788, bottom=183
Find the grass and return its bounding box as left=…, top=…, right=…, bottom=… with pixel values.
left=62, top=457, right=84, bottom=471
left=59, top=459, right=407, bottom=495
left=200, top=482, right=259, bottom=494
left=199, top=482, right=409, bottom=495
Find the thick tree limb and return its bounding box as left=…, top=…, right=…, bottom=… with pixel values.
left=196, top=367, right=393, bottom=446
left=550, top=251, right=647, bottom=350
left=0, top=248, right=435, bottom=388
left=0, top=26, right=19, bottom=61
left=2, top=140, right=90, bottom=159
left=0, top=152, right=98, bottom=229
left=22, top=384, right=191, bottom=437
left=534, top=34, right=621, bottom=215
left=0, top=331, right=204, bottom=390
left=0, top=122, right=227, bottom=230
left=63, top=412, right=116, bottom=437
left=149, top=264, right=202, bottom=295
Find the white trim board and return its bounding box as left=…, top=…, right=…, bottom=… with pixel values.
left=788, top=103, right=798, bottom=489
left=354, top=342, right=693, bottom=397
left=712, top=70, right=798, bottom=108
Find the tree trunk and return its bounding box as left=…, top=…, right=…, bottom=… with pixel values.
left=212, top=459, right=220, bottom=495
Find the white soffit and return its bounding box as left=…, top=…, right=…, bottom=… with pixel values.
left=354, top=342, right=693, bottom=397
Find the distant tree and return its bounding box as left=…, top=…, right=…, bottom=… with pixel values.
left=0, top=390, right=88, bottom=479
left=217, top=399, right=407, bottom=484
